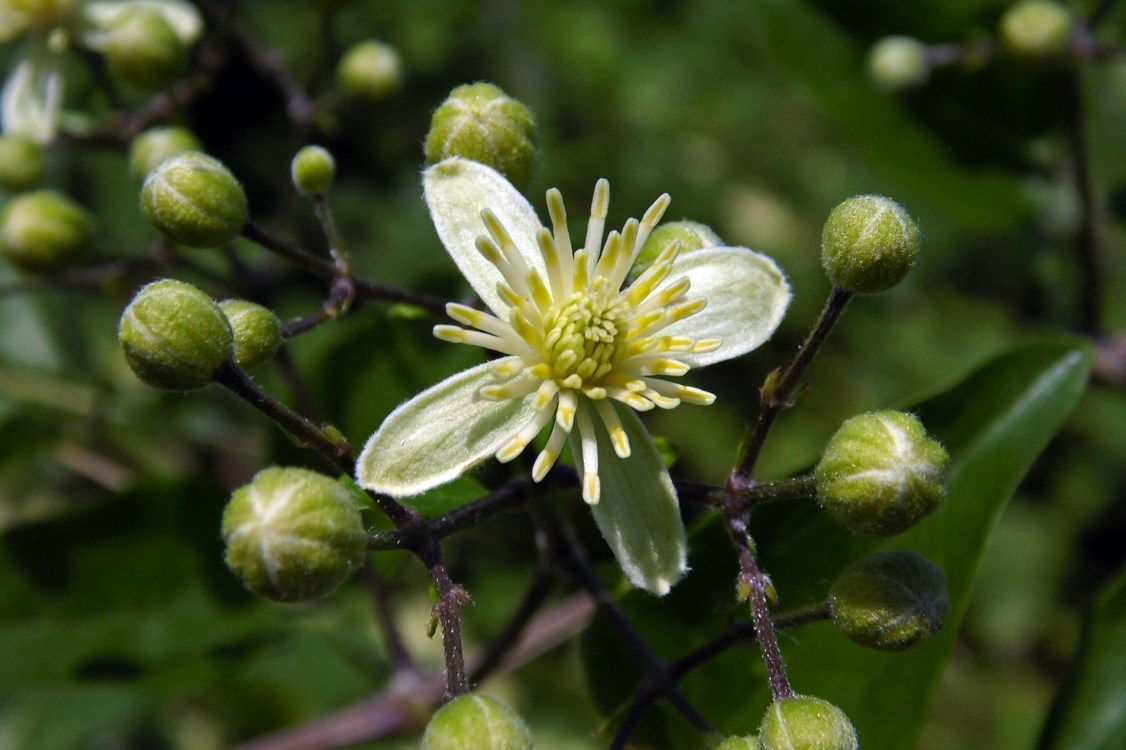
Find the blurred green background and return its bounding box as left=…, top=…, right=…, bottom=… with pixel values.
left=1, top=0, right=1124, bottom=747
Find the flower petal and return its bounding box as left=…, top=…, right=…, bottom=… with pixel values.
left=423, top=158, right=546, bottom=316
left=571, top=403, right=687, bottom=595
left=356, top=359, right=538, bottom=498
left=1, top=39, right=63, bottom=143
left=662, top=246, right=791, bottom=367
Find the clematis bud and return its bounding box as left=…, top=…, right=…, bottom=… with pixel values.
left=830, top=550, right=948, bottom=651
left=103, top=6, right=188, bottom=90
left=290, top=145, right=336, bottom=197
left=118, top=278, right=232, bottom=391
left=128, top=126, right=201, bottom=181
left=629, top=220, right=722, bottom=282
left=758, top=696, right=858, bottom=750
left=1000, top=0, right=1073, bottom=57
left=821, top=194, right=919, bottom=294
left=219, top=299, right=282, bottom=370
left=816, top=410, right=948, bottom=536
left=0, top=134, right=45, bottom=190
left=222, top=467, right=367, bottom=603
left=867, top=36, right=930, bottom=92
left=141, top=152, right=248, bottom=247
left=0, top=190, right=92, bottom=273
left=336, top=40, right=403, bottom=101
left=421, top=694, right=533, bottom=750
left=425, top=82, right=538, bottom=192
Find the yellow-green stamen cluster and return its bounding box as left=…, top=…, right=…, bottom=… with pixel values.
left=434, top=180, right=718, bottom=504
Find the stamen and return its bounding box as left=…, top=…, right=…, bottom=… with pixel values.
left=446, top=303, right=513, bottom=338
left=556, top=389, right=578, bottom=431
left=545, top=188, right=574, bottom=296
left=593, top=399, right=631, bottom=458
left=633, top=193, right=671, bottom=256
left=533, top=420, right=569, bottom=481
left=536, top=227, right=567, bottom=302
left=525, top=267, right=554, bottom=316
left=533, top=379, right=560, bottom=410
left=480, top=376, right=542, bottom=401
left=576, top=403, right=601, bottom=504
left=643, top=377, right=716, bottom=405
left=433, top=325, right=535, bottom=357
left=693, top=339, right=722, bottom=354
left=495, top=401, right=555, bottom=462
left=583, top=179, right=609, bottom=278
left=634, top=276, right=692, bottom=315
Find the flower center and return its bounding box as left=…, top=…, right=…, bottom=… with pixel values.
left=542, top=281, right=629, bottom=384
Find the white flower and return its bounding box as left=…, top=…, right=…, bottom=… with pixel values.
left=357, top=158, right=791, bottom=594
left=0, top=0, right=202, bottom=142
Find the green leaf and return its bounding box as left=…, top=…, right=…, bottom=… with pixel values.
left=581, top=338, right=1091, bottom=747
left=1036, top=567, right=1126, bottom=750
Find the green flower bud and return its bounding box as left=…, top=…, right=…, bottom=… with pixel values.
left=0, top=134, right=45, bottom=190
left=867, top=36, right=930, bottom=92
left=1000, top=0, right=1073, bottom=57
left=118, top=278, right=232, bottom=390
left=291, top=145, right=335, bottom=197
left=758, top=696, right=857, bottom=750
left=830, top=550, right=948, bottom=651
left=629, top=220, right=722, bottom=283
left=425, top=82, right=538, bottom=192
left=141, top=151, right=248, bottom=247
left=816, top=411, right=948, bottom=536
left=128, top=126, right=201, bottom=181
left=821, top=195, right=919, bottom=294
left=421, top=694, right=533, bottom=750
left=219, top=299, right=281, bottom=370
left=715, top=736, right=757, bottom=750
left=0, top=190, right=92, bottom=273
left=103, top=6, right=188, bottom=90
left=336, top=40, right=403, bottom=101
left=221, top=466, right=367, bottom=603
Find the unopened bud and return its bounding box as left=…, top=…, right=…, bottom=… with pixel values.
left=830, top=550, right=948, bottom=651
left=103, top=6, right=188, bottom=90
left=141, top=152, right=248, bottom=247
left=421, top=694, right=533, bottom=750
left=0, top=190, right=92, bottom=273
left=336, top=40, right=403, bottom=101
left=629, top=220, right=722, bottom=283
left=0, top=134, right=45, bottom=190
left=291, top=145, right=336, bottom=197
left=425, top=82, right=538, bottom=192
left=816, top=411, right=948, bottom=536
left=222, top=467, right=367, bottom=603
left=867, top=36, right=930, bottom=91
left=219, top=299, right=281, bottom=370
left=1000, top=0, right=1073, bottom=57
left=821, top=195, right=919, bottom=293
left=118, top=278, right=232, bottom=390
left=128, top=126, right=201, bottom=181
left=758, top=696, right=858, bottom=750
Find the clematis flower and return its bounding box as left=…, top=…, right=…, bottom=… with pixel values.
left=0, top=0, right=201, bottom=142
left=357, top=158, right=790, bottom=594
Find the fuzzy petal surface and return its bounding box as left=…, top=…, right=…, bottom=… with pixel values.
left=662, top=246, right=791, bottom=367
left=572, top=403, right=688, bottom=595
left=423, top=158, right=546, bottom=316
left=357, top=359, right=538, bottom=498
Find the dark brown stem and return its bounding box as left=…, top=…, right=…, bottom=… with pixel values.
left=730, top=286, right=852, bottom=492
left=213, top=359, right=354, bottom=473
left=727, top=511, right=794, bottom=702
left=422, top=546, right=470, bottom=699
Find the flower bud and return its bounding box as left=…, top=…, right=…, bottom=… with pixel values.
left=219, top=299, right=281, bottom=370
left=291, top=145, right=335, bottom=197
left=829, top=550, right=948, bottom=651
left=715, top=736, right=756, bottom=749
left=1000, top=0, right=1073, bottom=57
left=821, top=195, right=919, bottom=294
left=816, top=411, right=948, bottom=536
left=128, top=126, right=201, bottom=181
left=141, top=152, right=248, bottom=247
left=425, top=82, right=538, bottom=192
left=629, top=220, right=722, bottom=283
left=867, top=36, right=930, bottom=92
left=336, top=40, right=403, bottom=101
left=421, top=694, right=533, bottom=750
left=0, top=134, right=45, bottom=190
left=118, top=278, right=232, bottom=391
left=0, top=190, right=92, bottom=273
left=757, top=696, right=858, bottom=750
left=103, top=6, right=188, bottom=90
left=221, top=466, right=366, bottom=603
